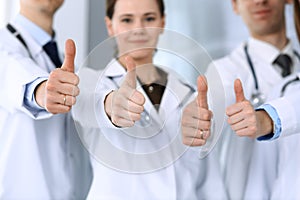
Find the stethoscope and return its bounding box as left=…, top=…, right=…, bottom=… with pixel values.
left=280, top=74, right=300, bottom=97
left=244, top=43, right=300, bottom=107
left=6, top=23, right=34, bottom=60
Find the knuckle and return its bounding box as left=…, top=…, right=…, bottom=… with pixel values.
left=202, top=112, right=211, bottom=120
left=73, top=86, right=80, bottom=96
left=74, top=75, right=80, bottom=85
left=72, top=97, right=77, bottom=105
left=182, top=138, right=191, bottom=146
left=49, top=70, right=59, bottom=79
left=65, top=106, right=71, bottom=112
left=111, top=117, right=119, bottom=126
left=46, top=82, right=56, bottom=92
left=203, top=123, right=211, bottom=130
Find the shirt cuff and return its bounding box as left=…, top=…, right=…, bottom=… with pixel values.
left=24, top=77, right=48, bottom=114
left=256, top=104, right=282, bottom=141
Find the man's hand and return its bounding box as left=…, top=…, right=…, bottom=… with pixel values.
left=35, top=39, right=80, bottom=114
left=181, top=75, right=213, bottom=146
left=226, top=79, right=273, bottom=138
left=104, top=56, right=145, bottom=127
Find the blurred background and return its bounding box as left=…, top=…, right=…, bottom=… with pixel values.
left=1, top=0, right=299, bottom=71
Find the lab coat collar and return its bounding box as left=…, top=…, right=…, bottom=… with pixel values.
left=9, top=21, right=44, bottom=60
left=104, top=59, right=126, bottom=78
left=104, top=59, right=194, bottom=124
left=161, top=71, right=194, bottom=111
left=10, top=15, right=58, bottom=65
left=248, top=37, right=294, bottom=65
left=105, top=60, right=194, bottom=107
left=140, top=70, right=194, bottom=127
left=14, top=14, right=53, bottom=46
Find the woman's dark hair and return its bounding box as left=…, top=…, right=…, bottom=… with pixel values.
left=294, top=0, right=300, bottom=41
left=106, top=0, right=165, bottom=19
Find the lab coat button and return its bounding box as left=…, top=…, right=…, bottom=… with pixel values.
left=148, top=85, right=154, bottom=93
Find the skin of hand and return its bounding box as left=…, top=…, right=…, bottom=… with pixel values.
left=181, top=75, right=213, bottom=146
left=104, top=56, right=146, bottom=127
left=35, top=39, right=80, bottom=114
left=226, top=79, right=273, bottom=138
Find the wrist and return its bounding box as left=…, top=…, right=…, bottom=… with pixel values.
left=104, top=90, right=114, bottom=119
left=256, top=110, right=273, bottom=138
left=34, top=81, right=47, bottom=108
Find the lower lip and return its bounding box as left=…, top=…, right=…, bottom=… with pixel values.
left=254, top=10, right=271, bottom=18
left=130, top=41, right=148, bottom=44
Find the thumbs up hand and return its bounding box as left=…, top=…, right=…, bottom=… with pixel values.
left=181, top=75, right=213, bottom=146
left=104, top=56, right=145, bottom=127
left=35, top=39, right=80, bottom=114
left=226, top=79, right=258, bottom=138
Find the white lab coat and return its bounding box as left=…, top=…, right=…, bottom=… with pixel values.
left=74, top=59, right=227, bottom=200
left=205, top=38, right=300, bottom=199
left=244, top=73, right=300, bottom=199
left=267, top=73, right=300, bottom=138
left=0, top=22, right=92, bottom=199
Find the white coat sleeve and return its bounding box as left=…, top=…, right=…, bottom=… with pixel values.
left=267, top=92, right=300, bottom=138
left=0, top=50, right=51, bottom=119
left=73, top=68, right=120, bottom=129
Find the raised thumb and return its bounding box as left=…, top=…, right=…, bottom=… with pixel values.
left=124, top=56, right=137, bottom=88
left=61, top=39, right=76, bottom=73
left=197, top=75, right=208, bottom=109
left=234, top=79, right=246, bottom=102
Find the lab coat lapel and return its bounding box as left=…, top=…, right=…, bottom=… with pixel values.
left=136, top=82, right=163, bottom=128
left=160, top=73, right=194, bottom=117
left=247, top=40, right=283, bottom=92
left=12, top=22, right=57, bottom=71
left=137, top=72, right=193, bottom=128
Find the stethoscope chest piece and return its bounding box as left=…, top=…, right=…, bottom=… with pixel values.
left=250, top=90, right=266, bottom=108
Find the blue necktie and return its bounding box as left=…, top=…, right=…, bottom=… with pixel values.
left=273, top=54, right=292, bottom=77
left=43, top=41, right=62, bottom=68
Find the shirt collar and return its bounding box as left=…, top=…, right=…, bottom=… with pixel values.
left=14, top=14, right=53, bottom=46
left=104, top=59, right=127, bottom=77
left=248, top=37, right=294, bottom=64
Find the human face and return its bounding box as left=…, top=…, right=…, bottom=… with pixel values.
left=105, top=0, right=165, bottom=62
left=232, top=0, right=292, bottom=38
left=20, top=0, right=64, bottom=16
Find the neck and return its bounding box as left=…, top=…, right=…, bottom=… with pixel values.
left=119, top=55, right=153, bottom=69
left=119, top=56, right=162, bottom=84
left=136, top=64, right=161, bottom=84
left=20, top=8, right=54, bottom=36
left=251, top=29, right=288, bottom=50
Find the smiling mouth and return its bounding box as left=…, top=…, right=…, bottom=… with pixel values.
left=254, top=9, right=271, bottom=17
left=129, top=40, right=149, bottom=44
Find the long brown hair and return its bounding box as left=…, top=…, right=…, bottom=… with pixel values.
left=294, top=0, right=300, bottom=41
left=106, top=0, right=165, bottom=19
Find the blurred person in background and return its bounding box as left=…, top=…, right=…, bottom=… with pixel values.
left=226, top=0, right=300, bottom=198
left=0, top=0, right=92, bottom=199
left=77, top=0, right=226, bottom=199
left=181, top=0, right=299, bottom=199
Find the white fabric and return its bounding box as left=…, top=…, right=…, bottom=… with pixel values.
left=75, top=60, right=227, bottom=200
left=267, top=73, right=300, bottom=138
left=245, top=73, right=300, bottom=199
left=206, top=37, right=300, bottom=199
left=0, top=20, right=92, bottom=199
